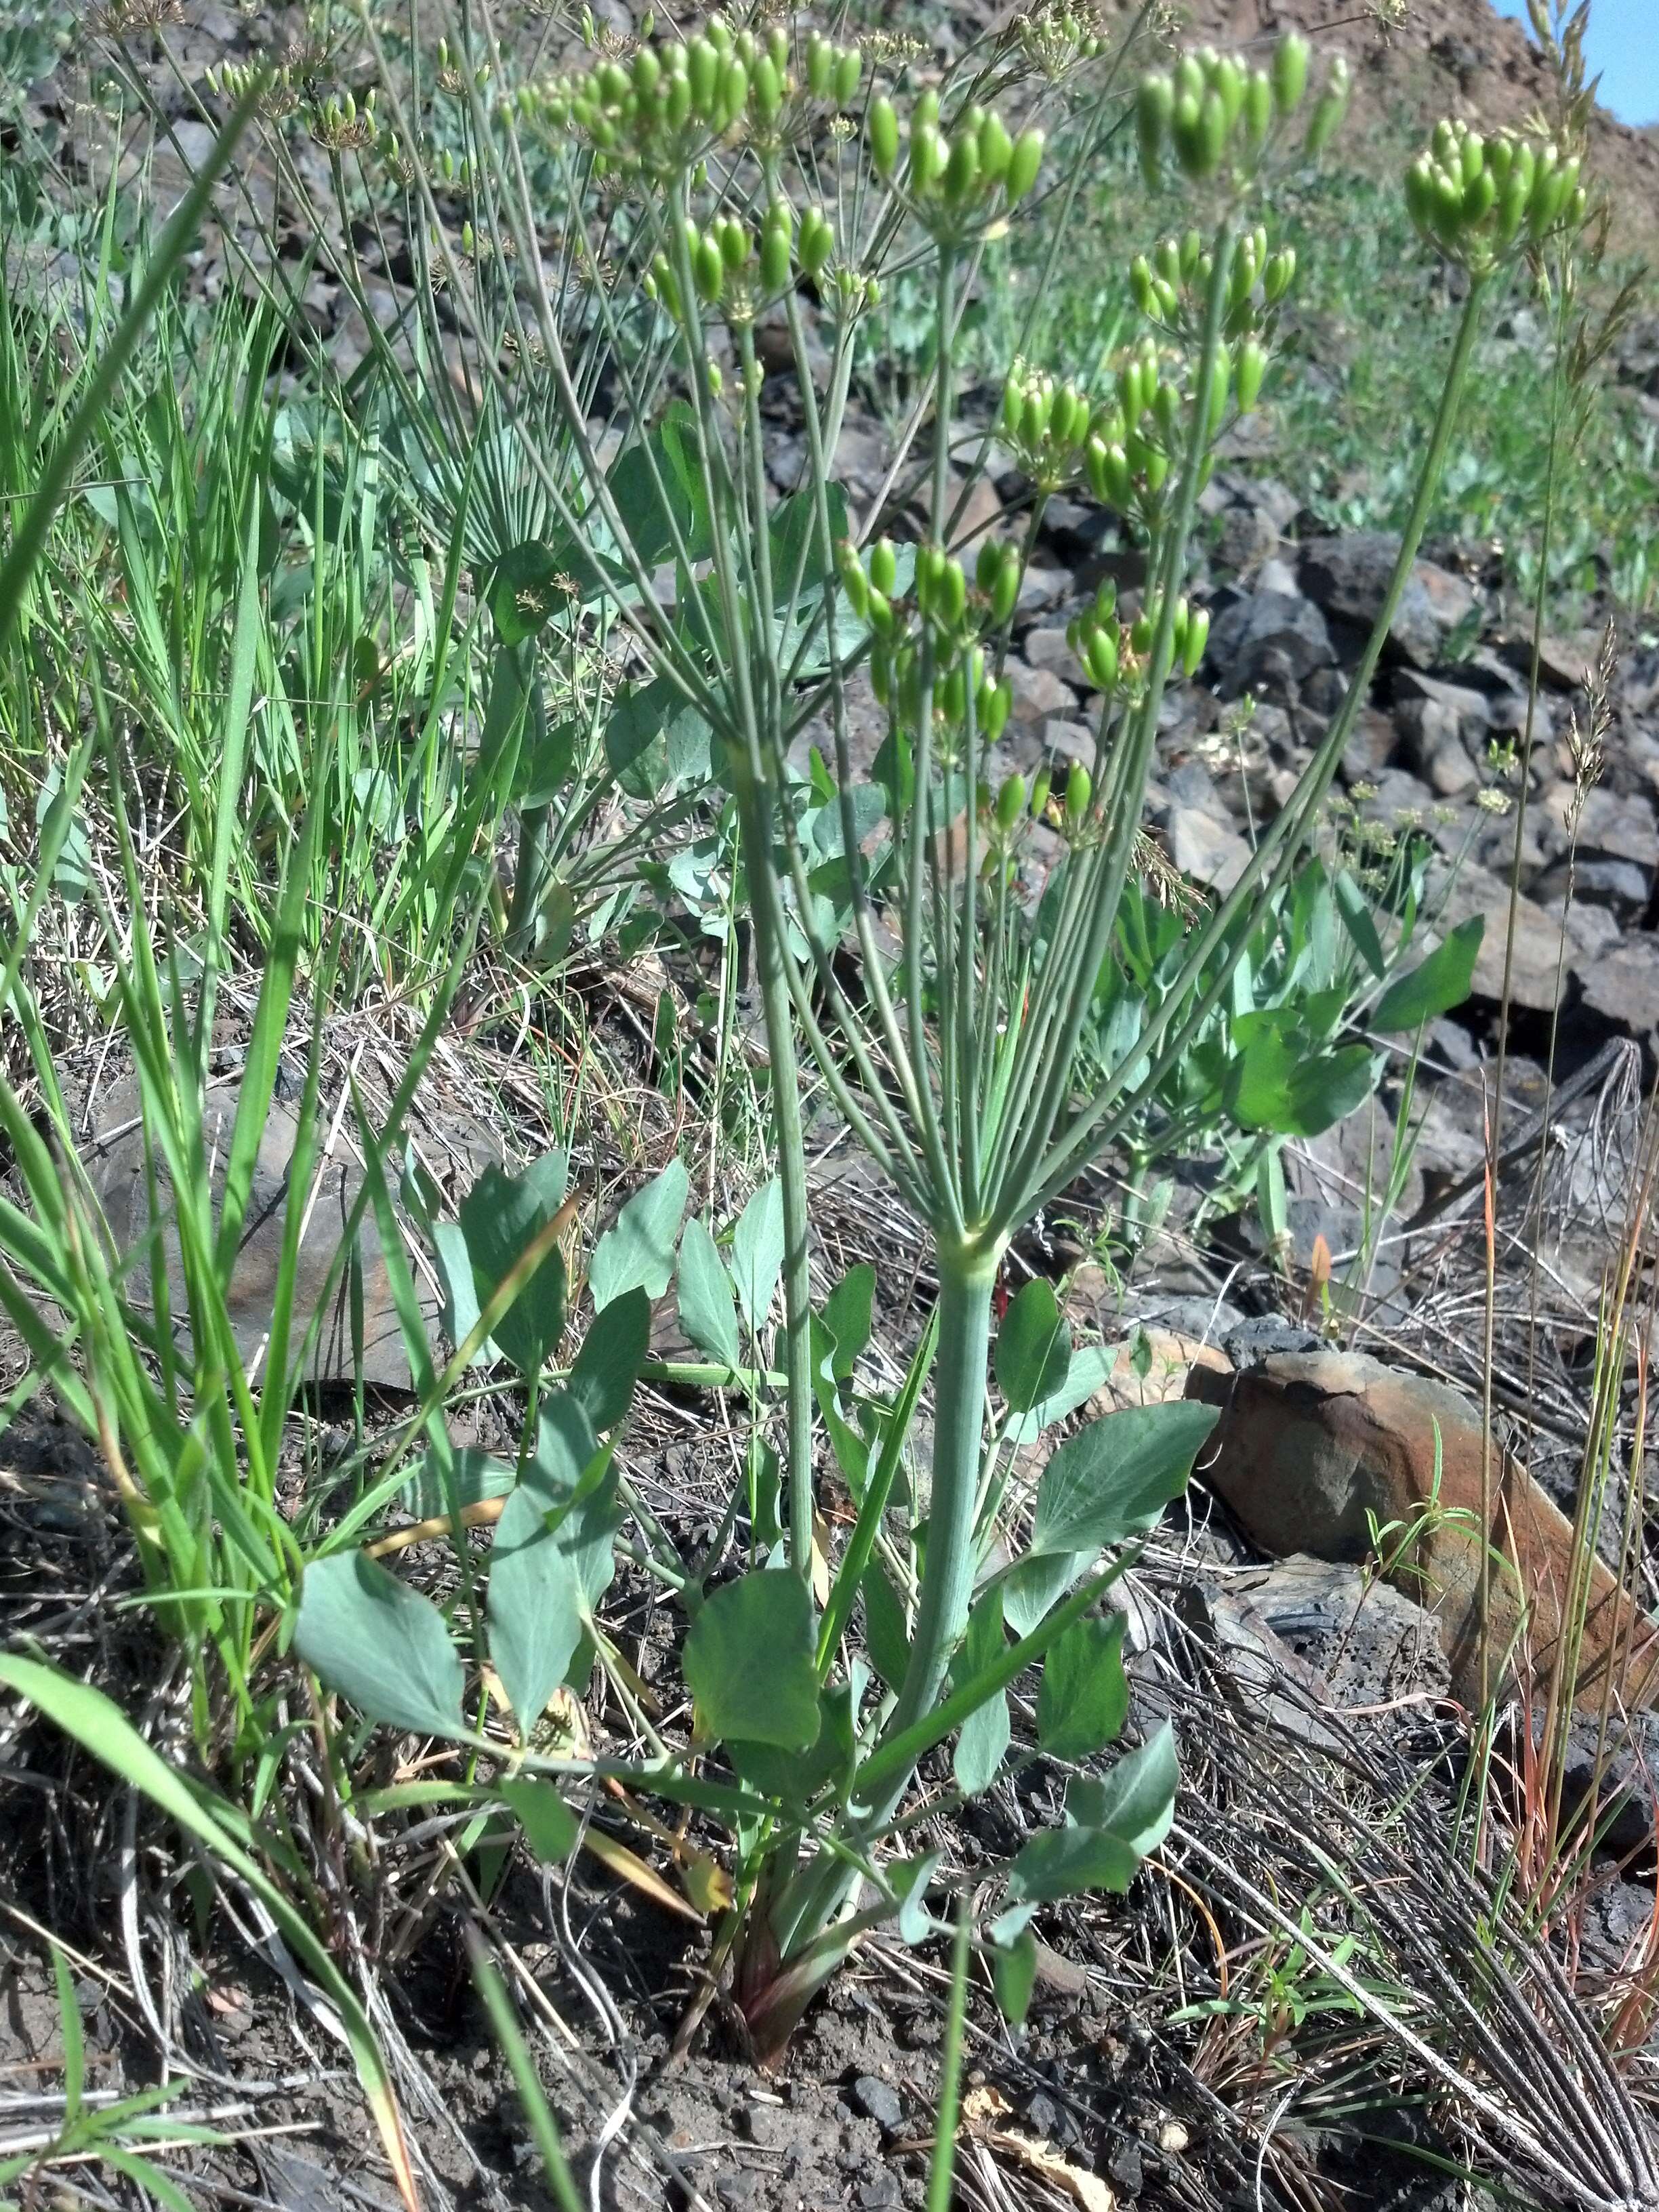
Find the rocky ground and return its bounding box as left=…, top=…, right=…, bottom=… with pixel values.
left=6, top=1, right=1659, bottom=2208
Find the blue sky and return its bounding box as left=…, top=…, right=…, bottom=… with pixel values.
left=1488, top=0, right=1658, bottom=125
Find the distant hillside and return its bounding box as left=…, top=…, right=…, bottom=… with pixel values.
left=1169, top=0, right=1659, bottom=247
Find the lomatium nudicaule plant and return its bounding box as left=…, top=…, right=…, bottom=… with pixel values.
left=84, top=5, right=1588, bottom=2064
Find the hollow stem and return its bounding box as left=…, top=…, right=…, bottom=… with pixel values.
left=888, top=1236, right=1000, bottom=1744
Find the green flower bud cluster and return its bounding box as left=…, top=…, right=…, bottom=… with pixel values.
left=998, top=361, right=1117, bottom=493
left=1065, top=579, right=1122, bottom=695
left=309, top=86, right=378, bottom=150
left=435, top=37, right=489, bottom=95
left=1130, top=224, right=1294, bottom=340
left=842, top=539, right=1015, bottom=747
left=203, top=58, right=300, bottom=121
left=523, top=22, right=863, bottom=180
left=1014, top=7, right=1106, bottom=79
left=644, top=201, right=836, bottom=325
left=872, top=636, right=1013, bottom=750
left=1136, top=35, right=1347, bottom=186
left=1405, top=121, right=1586, bottom=272
left=975, top=537, right=1023, bottom=628
left=1081, top=338, right=1200, bottom=523
left=867, top=90, right=1044, bottom=241
left=1128, top=592, right=1209, bottom=677
left=434, top=145, right=476, bottom=193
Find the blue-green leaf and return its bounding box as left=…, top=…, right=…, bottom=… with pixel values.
left=684, top=1572, right=821, bottom=1750
left=295, top=1553, right=466, bottom=1739
left=589, top=1160, right=689, bottom=1311
left=676, top=1217, right=741, bottom=1368
left=1031, top=1401, right=1215, bottom=1558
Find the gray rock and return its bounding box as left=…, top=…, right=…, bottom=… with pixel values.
left=1298, top=532, right=1479, bottom=668
left=1021, top=624, right=1080, bottom=679
left=1168, top=806, right=1251, bottom=893
left=86, top=1074, right=446, bottom=1387
left=1430, top=863, right=1570, bottom=1012
left=1533, top=857, right=1651, bottom=921
left=1577, top=785, right=1659, bottom=869
left=1004, top=659, right=1076, bottom=726
left=1206, top=588, right=1334, bottom=699
left=1017, top=565, right=1070, bottom=615
left=1042, top=717, right=1096, bottom=765
left=851, top=2076, right=904, bottom=2136
left=1239, top=1554, right=1451, bottom=1707
left=1578, top=934, right=1659, bottom=1036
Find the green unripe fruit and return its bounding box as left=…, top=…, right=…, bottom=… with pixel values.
left=1136, top=73, right=1174, bottom=182
left=1175, top=52, right=1205, bottom=105
left=597, top=60, right=629, bottom=104
left=834, top=49, right=861, bottom=104
left=910, top=121, right=945, bottom=189
left=1065, top=762, right=1092, bottom=824
left=939, top=556, right=966, bottom=626
left=1087, top=440, right=1132, bottom=510
left=1244, top=68, right=1273, bottom=152
left=991, top=552, right=1020, bottom=627
left=632, top=46, right=660, bottom=97
left=753, top=55, right=783, bottom=120
left=1094, top=577, right=1118, bottom=623
left=1172, top=89, right=1203, bottom=171
left=1462, top=166, right=1496, bottom=223
left=760, top=223, right=791, bottom=291
left=869, top=96, right=899, bottom=176
left=1305, top=58, right=1349, bottom=155
left=1153, top=382, right=1181, bottom=440
left=1460, top=131, right=1485, bottom=188
left=705, top=357, right=723, bottom=396
left=1235, top=338, right=1267, bottom=412
left=1206, top=359, right=1231, bottom=436
left=867, top=588, right=893, bottom=636
left=1021, top=388, right=1050, bottom=447
left=1143, top=446, right=1170, bottom=493
left=694, top=232, right=724, bottom=302
left=720, top=57, right=748, bottom=127
left=995, top=775, right=1027, bottom=834
left=1263, top=245, right=1296, bottom=302
left=1130, top=255, right=1157, bottom=316
left=945, top=129, right=980, bottom=207
left=983, top=679, right=1011, bottom=741
left=1195, top=87, right=1227, bottom=174
left=768, top=24, right=789, bottom=70
left=869, top=538, right=897, bottom=596
left=1154, top=239, right=1180, bottom=289
left=808, top=36, right=834, bottom=97
left=719, top=218, right=751, bottom=270
left=1130, top=608, right=1155, bottom=654
left=916, top=89, right=939, bottom=127
left=1214, top=55, right=1244, bottom=127
left=1006, top=129, right=1044, bottom=203
left=1272, top=31, right=1309, bottom=115
left=1086, top=628, right=1119, bottom=691
left=800, top=208, right=834, bottom=275
left=1049, top=385, right=1078, bottom=446
left=979, top=110, right=1013, bottom=182
left=840, top=552, right=869, bottom=617
left=941, top=665, right=968, bottom=723
left=977, top=537, right=1002, bottom=594
left=1031, top=767, right=1052, bottom=819
left=1183, top=604, right=1210, bottom=676
left=1497, top=168, right=1530, bottom=243
left=665, top=73, right=692, bottom=127
left=687, top=38, right=720, bottom=107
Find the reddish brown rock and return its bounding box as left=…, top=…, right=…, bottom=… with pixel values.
left=1185, top=1348, right=1659, bottom=1711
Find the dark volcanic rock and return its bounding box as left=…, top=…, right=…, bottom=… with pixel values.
left=1206, top=588, right=1334, bottom=699
left=1298, top=532, right=1478, bottom=668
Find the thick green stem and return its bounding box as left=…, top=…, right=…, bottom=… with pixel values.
left=888, top=1241, right=1000, bottom=1742
left=731, top=774, right=817, bottom=1585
